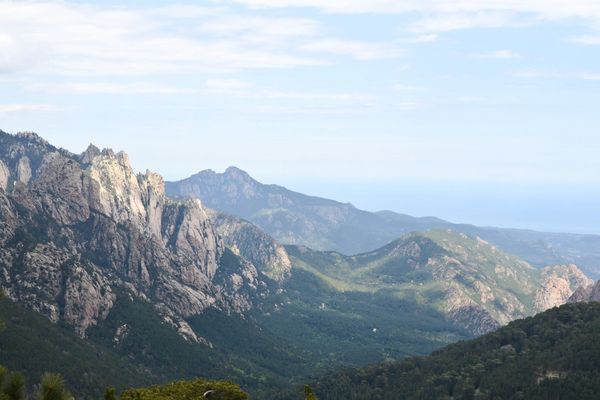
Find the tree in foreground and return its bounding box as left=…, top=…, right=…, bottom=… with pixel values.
left=36, top=373, right=72, bottom=400
left=304, top=385, right=318, bottom=400
left=104, top=387, right=117, bottom=400
left=5, top=373, right=26, bottom=400
left=120, top=378, right=248, bottom=400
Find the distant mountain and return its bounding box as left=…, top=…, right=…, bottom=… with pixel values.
left=165, top=167, right=448, bottom=255
left=288, top=302, right=600, bottom=400
left=166, top=167, right=600, bottom=278
left=285, top=229, right=590, bottom=335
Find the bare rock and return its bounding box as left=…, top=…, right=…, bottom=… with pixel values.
left=62, top=264, right=116, bottom=337
left=0, top=160, right=9, bottom=191
left=210, top=211, right=292, bottom=282
left=16, top=156, right=31, bottom=184
left=569, top=284, right=593, bottom=302
left=535, top=264, right=593, bottom=312
left=32, top=152, right=90, bottom=225
left=0, top=130, right=272, bottom=342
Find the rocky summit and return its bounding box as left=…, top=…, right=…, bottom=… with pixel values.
left=0, top=131, right=269, bottom=341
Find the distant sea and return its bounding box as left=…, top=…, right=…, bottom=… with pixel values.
left=280, top=178, right=600, bottom=235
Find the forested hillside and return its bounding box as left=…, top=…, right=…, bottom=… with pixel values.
left=298, top=302, right=600, bottom=400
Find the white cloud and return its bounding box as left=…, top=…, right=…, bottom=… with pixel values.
left=474, top=50, right=521, bottom=59
left=198, top=15, right=320, bottom=44
left=0, top=2, right=330, bottom=76
left=262, top=90, right=370, bottom=101
left=0, top=104, right=54, bottom=113
left=248, top=104, right=364, bottom=114
left=205, top=79, right=373, bottom=104
left=513, top=69, right=600, bottom=80
left=409, top=12, right=525, bottom=33
left=146, top=5, right=226, bottom=19
left=28, top=82, right=196, bottom=94
left=299, top=39, right=403, bottom=60
left=203, top=78, right=371, bottom=103
left=395, top=101, right=423, bottom=110
left=398, top=34, right=438, bottom=43
left=205, top=79, right=254, bottom=90
left=391, top=84, right=428, bottom=92
left=218, top=0, right=600, bottom=20
left=0, top=1, right=411, bottom=80
left=580, top=72, right=600, bottom=80
left=220, top=0, right=600, bottom=39
left=569, top=35, right=600, bottom=45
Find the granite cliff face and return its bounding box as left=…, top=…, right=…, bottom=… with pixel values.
left=568, top=279, right=600, bottom=303
left=534, top=264, right=593, bottom=312
left=0, top=131, right=269, bottom=340
left=208, top=211, right=292, bottom=283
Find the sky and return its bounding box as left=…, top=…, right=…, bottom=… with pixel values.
left=1, top=0, right=599, bottom=233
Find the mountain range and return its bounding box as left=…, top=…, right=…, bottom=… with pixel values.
left=0, top=130, right=597, bottom=398
left=166, top=167, right=600, bottom=278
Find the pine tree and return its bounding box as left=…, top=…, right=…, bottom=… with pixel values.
left=104, top=387, right=117, bottom=400
left=304, top=385, right=318, bottom=400
left=4, top=373, right=25, bottom=400
left=37, top=373, right=72, bottom=400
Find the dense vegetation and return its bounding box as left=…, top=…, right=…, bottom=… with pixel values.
left=120, top=379, right=248, bottom=400
left=0, top=363, right=249, bottom=400
left=0, top=368, right=74, bottom=400
left=0, top=298, right=152, bottom=397
left=0, top=264, right=467, bottom=399
left=297, top=302, right=600, bottom=400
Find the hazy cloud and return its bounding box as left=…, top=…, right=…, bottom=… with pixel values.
left=473, top=50, right=521, bottom=59
left=569, top=35, right=600, bottom=45
left=0, top=1, right=404, bottom=78
left=0, top=104, right=54, bottom=113
left=299, top=39, right=403, bottom=60
left=28, top=82, right=196, bottom=94
left=513, top=69, right=600, bottom=80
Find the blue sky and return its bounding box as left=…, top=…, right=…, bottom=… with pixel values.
left=1, top=0, right=599, bottom=232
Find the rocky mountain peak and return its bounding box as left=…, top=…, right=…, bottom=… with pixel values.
left=568, top=279, right=600, bottom=303
left=79, top=144, right=101, bottom=164
left=16, top=131, right=50, bottom=145
left=534, top=264, right=593, bottom=311
left=210, top=211, right=292, bottom=282
left=0, top=130, right=272, bottom=341
left=224, top=166, right=253, bottom=181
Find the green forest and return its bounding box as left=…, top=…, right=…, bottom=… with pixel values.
left=6, top=301, right=600, bottom=399
left=298, top=302, right=600, bottom=400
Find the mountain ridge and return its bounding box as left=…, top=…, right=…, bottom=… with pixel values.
left=167, top=166, right=600, bottom=278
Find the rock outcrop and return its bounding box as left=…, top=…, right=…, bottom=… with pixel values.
left=534, top=264, right=593, bottom=312
left=0, top=130, right=270, bottom=340
left=209, top=211, right=292, bottom=282
left=568, top=279, right=600, bottom=303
